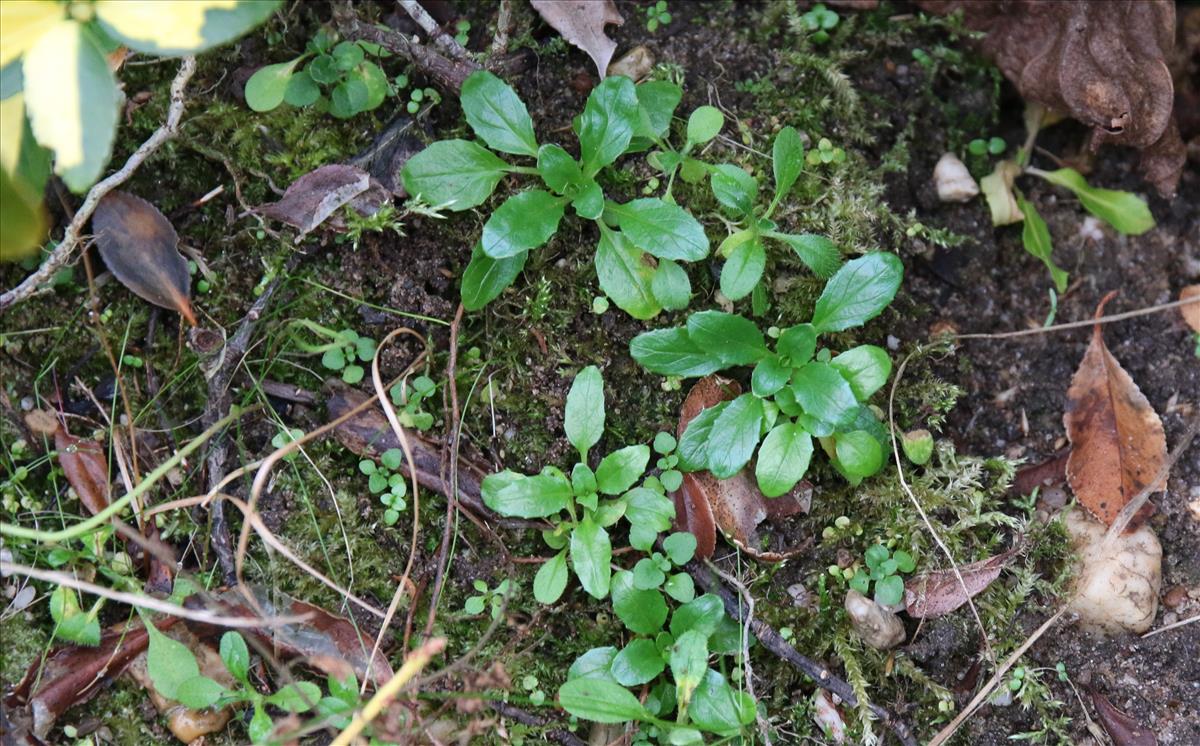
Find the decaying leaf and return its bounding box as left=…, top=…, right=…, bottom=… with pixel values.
left=211, top=585, right=394, bottom=689
left=914, top=0, right=1186, bottom=196
left=259, top=164, right=374, bottom=238
left=672, top=376, right=810, bottom=562
left=92, top=191, right=197, bottom=325
left=1064, top=293, right=1167, bottom=528
left=54, top=429, right=111, bottom=517
left=1180, top=284, right=1200, bottom=333
left=1012, top=450, right=1069, bottom=497
left=1089, top=688, right=1159, bottom=746
left=531, top=0, right=624, bottom=78
left=904, top=545, right=1019, bottom=618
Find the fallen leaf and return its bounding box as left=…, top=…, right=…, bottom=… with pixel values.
left=259, top=164, right=371, bottom=237
left=54, top=429, right=110, bottom=517
left=1012, top=450, right=1069, bottom=496
left=914, top=0, right=1185, bottom=196
left=531, top=0, right=624, bottom=78
left=1064, top=293, right=1167, bottom=528
left=92, top=191, right=197, bottom=325
left=1180, top=285, right=1200, bottom=333
left=672, top=376, right=810, bottom=562
left=1089, top=688, right=1159, bottom=746
left=904, top=545, right=1020, bottom=618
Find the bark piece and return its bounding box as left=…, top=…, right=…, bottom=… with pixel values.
left=531, top=0, right=624, bottom=78
left=1064, top=293, right=1167, bottom=529
left=904, top=546, right=1019, bottom=618
left=92, top=191, right=197, bottom=325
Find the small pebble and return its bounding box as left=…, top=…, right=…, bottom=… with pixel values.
left=1162, top=585, right=1188, bottom=609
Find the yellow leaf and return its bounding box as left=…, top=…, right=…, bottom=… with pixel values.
left=23, top=20, right=119, bottom=192
left=0, top=168, right=46, bottom=261
left=93, top=0, right=278, bottom=56
left=0, top=0, right=63, bottom=68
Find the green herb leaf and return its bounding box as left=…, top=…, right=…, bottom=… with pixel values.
left=791, top=361, right=858, bottom=427
left=663, top=532, right=697, bottom=565
left=245, top=57, right=302, bottom=112
left=686, top=311, right=767, bottom=366
left=283, top=69, right=319, bottom=107
left=875, top=574, right=904, bottom=606
left=766, top=232, right=841, bottom=278
left=609, top=198, right=709, bottom=261
left=811, top=253, right=903, bottom=332
left=829, top=344, right=892, bottom=400
left=669, top=629, right=709, bottom=709
left=570, top=517, right=612, bottom=598
left=595, top=229, right=661, bottom=320
left=710, top=164, right=758, bottom=217
left=706, top=393, right=764, bottom=478
left=537, top=143, right=583, bottom=194
left=633, top=558, right=667, bottom=589
left=461, top=243, right=527, bottom=310
left=611, top=638, right=666, bottom=686
left=630, top=327, right=722, bottom=377
left=772, top=126, right=804, bottom=201
left=776, top=324, right=816, bottom=365
left=558, top=678, right=648, bottom=723
left=634, top=80, right=682, bottom=140
left=624, top=488, right=676, bottom=533
left=751, top=354, right=790, bottom=397
left=568, top=646, right=619, bottom=682
left=353, top=61, right=388, bottom=110
left=564, top=365, right=605, bottom=457
left=690, top=669, right=756, bottom=734
left=481, top=470, right=571, bottom=518
left=1033, top=167, right=1154, bottom=235
left=596, top=445, right=651, bottom=494
left=460, top=70, right=539, bottom=157
left=329, top=77, right=369, bottom=118
left=664, top=572, right=696, bottom=603
left=534, top=549, right=569, bottom=604
left=677, top=403, right=726, bottom=471
left=1016, top=194, right=1068, bottom=293
left=720, top=237, right=765, bottom=301
left=686, top=106, right=723, bottom=145
left=267, top=681, right=322, bottom=713
left=755, top=422, right=813, bottom=497
left=572, top=180, right=605, bottom=219
left=145, top=622, right=201, bottom=701
left=578, top=76, right=638, bottom=170
left=612, top=570, right=669, bottom=635
left=219, top=632, right=250, bottom=683
left=401, top=139, right=509, bottom=211
left=175, top=675, right=227, bottom=709
left=651, top=258, right=692, bottom=311
left=481, top=189, right=565, bottom=258
left=670, top=593, right=725, bottom=638
left=835, top=430, right=884, bottom=478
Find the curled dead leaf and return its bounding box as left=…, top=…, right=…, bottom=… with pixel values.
left=531, top=0, right=624, bottom=78
left=1089, top=688, right=1159, bottom=746
left=259, top=164, right=376, bottom=238
left=672, top=376, right=810, bottom=562
left=54, top=429, right=110, bottom=517
left=1180, top=285, right=1200, bottom=333
left=904, top=545, right=1020, bottom=618
left=92, top=191, right=197, bottom=325
left=1064, top=293, right=1167, bottom=528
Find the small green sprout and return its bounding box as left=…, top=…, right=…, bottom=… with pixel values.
left=806, top=137, right=845, bottom=166
left=800, top=3, right=839, bottom=44
left=359, top=448, right=408, bottom=525
left=849, top=542, right=916, bottom=607
left=645, top=0, right=671, bottom=32
left=454, top=19, right=470, bottom=46
left=121, top=354, right=144, bottom=368
left=464, top=578, right=511, bottom=620
left=290, top=320, right=376, bottom=384
left=389, top=375, right=437, bottom=431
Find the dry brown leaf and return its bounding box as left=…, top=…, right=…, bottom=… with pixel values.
left=1180, top=285, right=1200, bottom=333
left=259, top=164, right=372, bottom=237
left=92, top=191, right=197, bottom=325
left=1064, top=293, right=1167, bottom=528
left=531, top=0, right=624, bottom=78
left=914, top=0, right=1185, bottom=196
left=672, top=376, right=810, bottom=562
left=54, top=430, right=110, bottom=517
left=904, top=546, right=1019, bottom=618
left=1089, top=688, right=1159, bottom=746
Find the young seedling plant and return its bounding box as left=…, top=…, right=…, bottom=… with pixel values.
left=481, top=366, right=678, bottom=603
left=630, top=252, right=904, bottom=497
left=707, top=126, right=843, bottom=303
left=288, top=320, right=376, bottom=384
left=400, top=71, right=715, bottom=319
left=849, top=542, right=916, bottom=607
left=359, top=448, right=408, bottom=526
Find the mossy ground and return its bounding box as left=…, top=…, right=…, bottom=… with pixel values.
left=4, top=1, right=1196, bottom=744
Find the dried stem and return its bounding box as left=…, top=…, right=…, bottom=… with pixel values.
left=953, top=295, right=1198, bottom=340
left=336, top=8, right=479, bottom=92
left=399, top=0, right=470, bottom=59
left=0, top=57, right=197, bottom=313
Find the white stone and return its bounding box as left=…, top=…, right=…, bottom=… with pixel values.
left=934, top=153, right=980, bottom=202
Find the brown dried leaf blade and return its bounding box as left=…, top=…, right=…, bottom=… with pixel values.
left=531, top=0, right=624, bottom=78
left=904, top=546, right=1019, bottom=619
left=53, top=430, right=110, bottom=516
left=92, top=191, right=196, bottom=325
left=1064, top=295, right=1167, bottom=528
left=1089, top=688, right=1159, bottom=746
left=1180, top=285, right=1200, bottom=334
left=260, top=164, right=370, bottom=237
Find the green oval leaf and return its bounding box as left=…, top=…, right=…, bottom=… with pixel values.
left=1033, top=167, right=1154, bottom=235
left=461, top=243, right=527, bottom=310
left=710, top=164, right=758, bottom=217
left=686, top=311, right=767, bottom=367
left=570, top=517, right=612, bottom=599
left=630, top=327, right=722, bottom=377
left=767, top=232, right=841, bottom=278
left=537, top=143, right=582, bottom=194
left=751, top=354, right=790, bottom=398
left=559, top=677, right=648, bottom=724
left=612, top=571, right=668, bottom=635
left=534, top=549, right=569, bottom=604
left=461, top=70, right=539, bottom=157
left=611, top=638, right=666, bottom=686
left=282, top=68, right=320, bottom=107
left=579, top=76, right=638, bottom=170
left=595, top=445, right=650, bottom=495
left=481, top=470, right=571, bottom=518
left=829, top=344, right=892, bottom=401
left=719, top=236, right=765, bottom=301
left=1016, top=193, right=1068, bottom=293
left=23, top=20, right=118, bottom=192
left=755, top=422, right=813, bottom=497
left=609, top=197, right=709, bottom=262
left=245, top=57, right=301, bottom=112
left=481, top=189, right=564, bottom=258
left=791, top=361, right=858, bottom=427
left=835, top=429, right=884, bottom=478
left=564, top=365, right=605, bottom=457
left=686, top=106, right=723, bottom=145
left=401, top=139, right=509, bottom=211
left=811, top=252, right=903, bottom=333
left=651, top=258, right=692, bottom=311
left=706, top=393, right=763, bottom=478
left=772, top=126, right=804, bottom=201
left=634, top=80, right=682, bottom=140
left=595, top=229, right=661, bottom=320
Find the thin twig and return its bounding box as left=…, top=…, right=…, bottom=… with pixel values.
left=705, top=560, right=772, bottom=746
left=0, top=57, right=197, bottom=313
left=336, top=7, right=479, bottom=92
left=953, top=296, right=1198, bottom=340
left=399, top=0, right=470, bottom=59
left=1142, top=613, right=1200, bottom=638
left=929, top=608, right=1068, bottom=746
left=0, top=561, right=311, bottom=629
left=330, top=636, right=446, bottom=746
left=888, top=348, right=995, bottom=665
left=489, top=0, right=513, bottom=56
